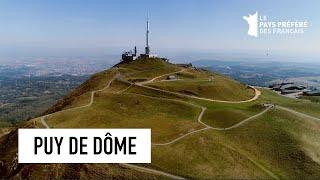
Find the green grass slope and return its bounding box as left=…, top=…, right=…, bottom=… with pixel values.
left=212, top=108, right=320, bottom=179
left=1, top=57, right=320, bottom=179
left=44, top=69, right=119, bottom=114
left=258, top=89, right=320, bottom=118
left=46, top=92, right=203, bottom=143
left=300, top=95, right=320, bottom=103
left=148, top=90, right=320, bottom=179
left=12, top=164, right=166, bottom=179
left=117, top=57, right=181, bottom=82
left=147, top=69, right=255, bottom=101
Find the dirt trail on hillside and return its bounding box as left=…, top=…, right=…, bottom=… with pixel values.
left=38, top=73, right=185, bottom=180
left=135, top=69, right=261, bottom=103
left=276, top=105, right=320, bottom=121
left=136, top=69, right=186, bottom=85
left=38, top=69, right=320, bottom=180
left=40, top=73, right=120, bottom=128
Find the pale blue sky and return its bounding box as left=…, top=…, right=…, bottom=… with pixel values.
left=0, top=0, right=319, bottom=60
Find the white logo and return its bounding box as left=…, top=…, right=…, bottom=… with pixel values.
left=243, top=11, right=308, bottom=38
left=243, top=11, right=258, bottom=37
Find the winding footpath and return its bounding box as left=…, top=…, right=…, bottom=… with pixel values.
left=37, top=68, right=320, bottom=179
left=135, top=69, right=261, bottom=103
left=40, top=73, right=120, bottom=128
left=136, top=69, right=186, bottom=85
left=152, top=104, right=274, bottom=146
left=138, top=91, right=276, bottom=179
left=37, top=72, right=185, bottom=180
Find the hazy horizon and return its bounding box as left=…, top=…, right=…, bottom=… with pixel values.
left=1, top=49, right=319, bottom=66
left=0, top=0, right=319, bottom=62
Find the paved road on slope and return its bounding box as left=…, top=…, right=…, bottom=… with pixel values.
left=137, top=84, right=261, bottom=103
left=136, top=69, right=186, bottom=85
left=134, top=69, right=261, bottom=103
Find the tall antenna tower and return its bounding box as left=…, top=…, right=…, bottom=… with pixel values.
left=145, top=14, right=150, bottom=55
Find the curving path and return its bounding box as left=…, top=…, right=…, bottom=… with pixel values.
left=38, top=72, right=184, bottom=180
left=135, top=89, right=276, bottom=179
left=136, top=69, right=186, bottom=85
left=111, top=71, right=268, bottom=146
left=124, top=92, right=273, bottom=146
left=39, top=69, right=320, bottom=179
left=152, top=104, right=273, bottom=146
left=134, top=69, right=261, bottom=103
left=40, top=73, right=120, bottom=128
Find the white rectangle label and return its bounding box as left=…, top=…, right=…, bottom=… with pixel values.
left=18, top=129, right=151, bottom=163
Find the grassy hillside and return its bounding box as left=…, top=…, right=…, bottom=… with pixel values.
left=1, top=57, right=320, bottom=179
left=11, top=164, right=166, bottom=179
left=152, top=130, right=273, bottom=179
left=147, top=69, right=255, bottom=101
left=44, top=69, right=119, bottom=114
left=0, top=120, right=11, bottom=127
left=258, top=89, right=320, bottom=118
left=151, top=108, right=320, bottom=179
left=117, top=57, right=181, bottom=82
left=214, top=109, right=320, bottom=179
left=0, top=120, right=12, bottom=138
left=201, top=103, right=264, bottom=128
left=46, top=92, right=203, bottom=143
left=300, top=96, right=320, bottom=103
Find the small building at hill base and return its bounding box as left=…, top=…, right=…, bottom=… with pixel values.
left=166, top=75, right=176, bottom=80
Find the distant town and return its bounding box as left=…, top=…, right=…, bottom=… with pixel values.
left=0, top=57, right=112, bottom=123
left=0, top=57, right=111, bottom=77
